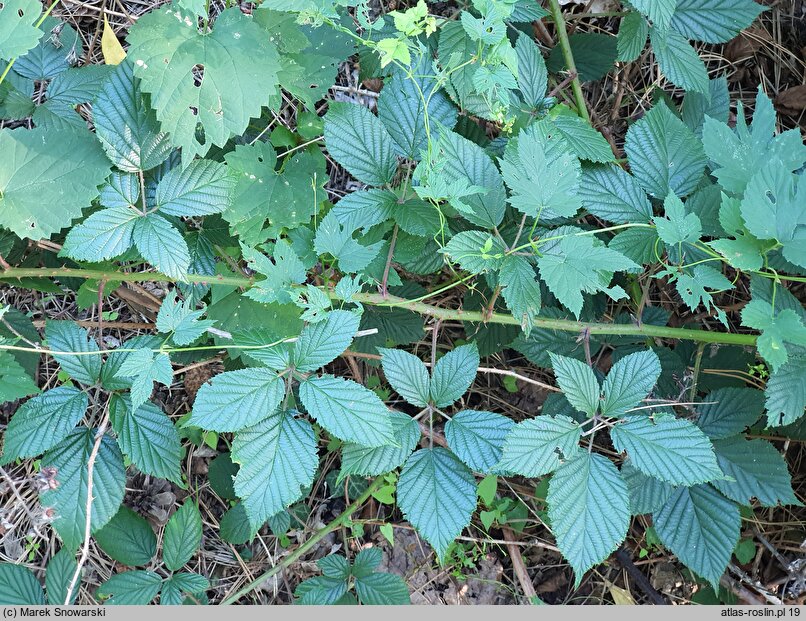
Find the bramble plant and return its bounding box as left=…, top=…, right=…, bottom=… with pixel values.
left=0, top=0, right=803, bottom=606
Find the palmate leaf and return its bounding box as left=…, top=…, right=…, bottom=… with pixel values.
left=114, top=348, right=172, bottom=410
left=340, top=411, right=419, bottom=477
left=40, top=427, right=126, bottom=551
left=92, top=60, right=172, bottom=173
left=741, top=297, right=806, bottom=372
left=765, top=348, right=806, bottom=427
left=0, top=126, right=111, bottom=240
left=299, top=374, right=394, bottom=447
left=0, top=564, right=44, bottom=605
left=109, top=396, right=182, bottom=484
left=710, top=436, right=798, bottom=507
left=324, top=101, right=398, bottom=186
left=232, top=411, right=318, bottom=533
left=610, top=416, right=722, bottom=485
left=653, top=484, right=740, bottom=589
left=445, top=410, right=513, bottom=473
left=500, top=124, right=582, bottom=220
left=498, top=415, right=582, bottom=477
left=155, top=289, right=215, bottom=346
left=126, top=6, right=281, bottom=162
left=163, top=501, right=202, bottom=571
left=624, top=102, right=706, bottom=199
left=397, top=447, right=477, bottom=560
left=1, top=386, right=87, bottom=464
left=314, top=211, right=383, bottom=274
left=537, top=226, right=638, bottom=318
left=547, top=452, right=630, bottom=586
left=188, top=368, right=284, bottom=432
left=0, top=0, right=43, bottom=59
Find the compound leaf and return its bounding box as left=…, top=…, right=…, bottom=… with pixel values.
left=601, top=350, right=661, bottom=417
left=62, top=207, right=140, bottom=262
left=670, top=0, right=765, bottom=44
left=429, top=343, right=479, bottom=408
left=340, top=411, right=419, bottom=477
left=45, top=320, right=101, bottom=386
left=378, top=347, right=430, bottom=408
left=548, top=353, right=600, bottom=417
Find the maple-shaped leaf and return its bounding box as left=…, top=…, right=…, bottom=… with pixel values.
left=126, top=6, right=281, bottom=162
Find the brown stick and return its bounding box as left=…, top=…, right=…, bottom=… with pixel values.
left=502, top=526, right=538, bottom=602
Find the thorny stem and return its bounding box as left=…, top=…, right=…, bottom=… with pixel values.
left=64, top=403, right=112, bottom=605
left=0, top=266, right=761, bottom=347
left=546, top=0, right=590, bottom=123
left=219, top=477, right=384, bottom=605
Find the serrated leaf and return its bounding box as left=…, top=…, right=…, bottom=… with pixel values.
left=430, top=343, right=479, bottom=408
left=500, top=124, right=582, bottom=219
left=219, top=504, right=251, bottom=545
left=0, top=126, right=111, bottom=240
left=45, top=320, right=101, bottom=385
left=650, top=26, right=709, bottom=94
left=294, top=310, right=360, bottom=372
left=331, top=189, right=397, bottom=234
left=498, top=415, right=581, bottom=476
left=379, top=347, right=430, bottom=407
left=188, top=368, right=284, bottom=432
left=242, top=240, right=307, bottom=305
left=547, top=452, right=630, bottom=586
left=62, top=207, right=140, bottom=262
left=0, top=564, right=44, bottom=605
left=549, top=353, right=600, bottom=417
left=548, top=113, right=615, bottom=163
left=0, top=351, right=38, bottom=405
left=445, top=410, right=514, bottom=473
left=114, top=348, right=172, bottom=410
left=741, top=298, right=806, bottom=372
left=434, top=130, right=506, bottom=228
left=324, top=101, right=397, bottom=186
left=163, top=501, right=202, bottom=571
left=617, top=12, right=648, bottom=63
left=1, top=387, right=87, bottom=464
left=695, top=387, right=765, bottom=439
left=162, top=572, right=209, bottom=604
left=710, top=436, right=798, bottom=507
left=628, top=0, right=675, bottom=29
left=537, top=227, right=637, bottom=318
left=154, top=159, right=234, bottom=217
left=34, top=65, right=112, bottom=130
left=670, top=0, right=765, bottom=44
left=340, top=411, right=419, bottom=477
left=611, top=416, right=722, bottom=485
left=45, top=549, right=78, bottom=605
left=97, top=570, right=162, bottom=605
left=764, top=349, right=806, bottom=428
left=94, top=506, right=157, bottom=567
left=682, top=77, right=730, bottom=135
left=579, top=164, right=653, bottom=224
left=299, top=374, right=394, bottom=446
left=126, top=6, right=281, bottom=162
left=653, top=484, right=740, bottom=589
left=0, top=0, right=43, bottom=59
left=442, top=230, right=505, bottom=274
left=355, top=573, right=411, bottom=605
left=314, top=211, right=383, bottom=274
left=13, top=17, right=81, bottom=81
left=601, top=350, right=661, bottom=417
left=499, top=255, right=542, bottom=336
left=296, top=575, right=348, bottom=605
left=92, top=60, right=172, bottom=173
left=156, top=289, right=214, bottom=346
left=377, top=60, right=457, bottom=160
left=397, top=447, right=477, bottom=560
left=232, top=411, right=318, bottom=532
left=621, top=460, right=673, bottom=515
left=624, top=102, right=707, bottom=199
left=40, top=427, right=126, bottom=550
left=351, top=547, right=382, bottom=578
left=109, top=396, right=182, bottom=484
left=132, top=214, right=190, bottom=280
left=515, top=34, right=548, bottom=109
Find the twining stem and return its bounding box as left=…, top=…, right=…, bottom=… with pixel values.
left=219, top=477, right=384, bottom=605
left=0, top=266, right=759, bottom=346
left=546, top=0, right=590, bottom=123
